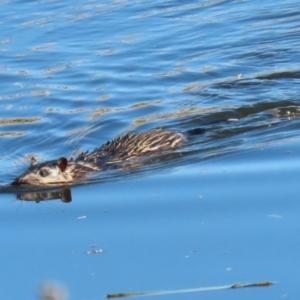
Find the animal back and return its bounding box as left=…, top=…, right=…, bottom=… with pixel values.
left=85, top=129, right=186, bottom=166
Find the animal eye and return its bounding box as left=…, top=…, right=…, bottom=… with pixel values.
left=39, top=169, right=49, bottom=177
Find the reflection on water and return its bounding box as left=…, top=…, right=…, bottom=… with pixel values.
left=0, top=184, right=72, bottom=202
left=17, top=188, right=72, bottom=203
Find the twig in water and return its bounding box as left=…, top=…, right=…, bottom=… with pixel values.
left=106, top=281, right=273, bottom=299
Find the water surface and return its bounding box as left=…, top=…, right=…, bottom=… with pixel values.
left=1, top=0, right=300, bottom=299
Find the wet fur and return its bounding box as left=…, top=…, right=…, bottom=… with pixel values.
left=13, top=129, right=187, bottom=186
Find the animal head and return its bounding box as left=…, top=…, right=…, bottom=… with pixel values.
left=13, top=157, right=74, bottom=186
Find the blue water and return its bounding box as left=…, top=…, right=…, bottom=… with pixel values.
left=1, top=0, right=300, bottom=299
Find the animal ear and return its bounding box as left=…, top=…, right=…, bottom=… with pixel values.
left=57, top=157, right=68, bottom=172
left=31, top=156, right=38, bottom=166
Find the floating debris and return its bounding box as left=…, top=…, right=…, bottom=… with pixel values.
left=106, top=281, right=273, bottom=299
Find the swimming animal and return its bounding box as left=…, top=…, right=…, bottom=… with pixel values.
left=12, top=128, right=204, bottom=186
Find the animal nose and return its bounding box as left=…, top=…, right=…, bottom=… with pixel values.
left=12, top=177, right=25, bottom=185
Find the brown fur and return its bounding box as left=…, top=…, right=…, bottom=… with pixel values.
left=13, top=129, right=186, bottom=186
